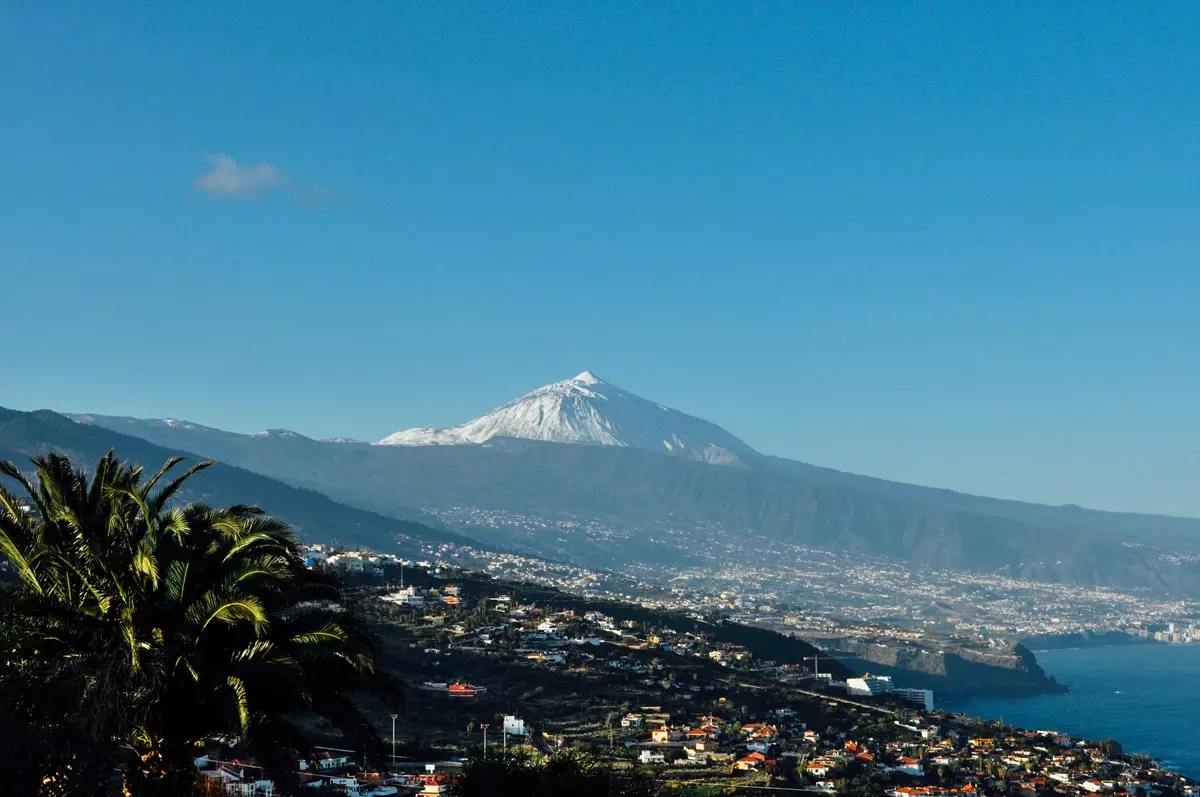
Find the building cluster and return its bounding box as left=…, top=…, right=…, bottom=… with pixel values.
left=877, top=727, right=1200, bottom=797
left=302, top=544, right=410, bottom=576
left=622, top=707, right=1198, bottom=797
left=392, top=584, right=941, bottom=715
left=394, top=592, right=795, bottom=694
left=191, top=748, right=459, bottom=796
left=1150, top=622, right=1199, bottom=644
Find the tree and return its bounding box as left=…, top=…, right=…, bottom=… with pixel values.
left=664, top=746, right=687, bottom=764
left=0, top=585, right=121, bottom=795
left=0, top=452, right=398, bottom=795
left=453, top=749, right=657, bottom=797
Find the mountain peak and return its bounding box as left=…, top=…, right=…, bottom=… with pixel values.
left=255, top=428, right=309, bottom=440
left=377, top=372, right=758, bottom=466
left=571, top=370, right=602, bottom=385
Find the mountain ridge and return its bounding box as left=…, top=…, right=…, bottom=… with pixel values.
left=0, top=406, right=473, bottom=554
left=67, top=405, right=1200, bottom=596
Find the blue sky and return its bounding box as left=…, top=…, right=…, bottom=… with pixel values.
left=2, top=2, right=1198, bottom=516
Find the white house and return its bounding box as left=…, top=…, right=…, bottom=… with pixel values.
left=314, top=751, right=351, bottom=770
left=640, top=750, right=666, bottom=765
left=382, top=586, right=426, bottom=608
left=846, top=675, right=894, bottom=697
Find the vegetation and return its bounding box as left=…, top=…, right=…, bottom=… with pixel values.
left=0, top=451, right=398, bottom=796
left=452, top=748, right=657, bottom=797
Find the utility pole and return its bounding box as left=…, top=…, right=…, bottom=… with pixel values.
left=391, top=714, right=399, bottom=770
left=482, top=723, right=489, bottom=756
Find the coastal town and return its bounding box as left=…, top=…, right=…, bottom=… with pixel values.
left=185, top=551, right=1200, bottom=796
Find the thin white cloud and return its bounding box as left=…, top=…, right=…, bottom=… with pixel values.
left=193, top=154, right=287, bottom=197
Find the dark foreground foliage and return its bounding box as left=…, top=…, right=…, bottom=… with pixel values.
left=452, top=749, right=658, bottom=797
left=0, top=451, right=398, bottom=796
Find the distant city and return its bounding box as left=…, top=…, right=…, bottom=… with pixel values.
left=421, top=506, right=1200, bottom=648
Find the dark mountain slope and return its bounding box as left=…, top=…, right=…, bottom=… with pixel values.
left=67, top=415, right=1200, bottom=595
left=766, top=456, right=1200, bottom=550
left=0, top=408, right=472, bottom=552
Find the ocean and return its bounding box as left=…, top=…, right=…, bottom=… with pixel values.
left=946, top=644, right=1200, bottom=777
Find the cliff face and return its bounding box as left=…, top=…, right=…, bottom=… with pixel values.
left=822, top=637, right=1067, bottom=700
left=1020, top=630, right=1153, bottom=651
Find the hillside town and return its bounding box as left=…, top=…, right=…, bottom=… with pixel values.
left=192, top=708, right=1200, bottom=797
left=184, top=553, right=1200, bottom=796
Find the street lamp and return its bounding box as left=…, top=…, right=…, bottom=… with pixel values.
left=482, top=723, right=490, bottom=756
left=391, top=714, right=399, bottom=769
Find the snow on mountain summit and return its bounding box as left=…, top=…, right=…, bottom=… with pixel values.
left=377, top=371, right=760, bottom=466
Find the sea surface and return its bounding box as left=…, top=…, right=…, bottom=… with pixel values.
left=946, top=644, right=1200, bottom=777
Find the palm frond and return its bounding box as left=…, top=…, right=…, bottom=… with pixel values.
left=148, top=460, right=216, bottom=516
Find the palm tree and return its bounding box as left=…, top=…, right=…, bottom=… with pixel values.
left=0, top=451, right=398, bottom=795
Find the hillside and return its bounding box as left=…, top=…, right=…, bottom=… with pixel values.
left=395, top=565, right=854, bottom=678
left=765, top=456, right=1200, bottom=550
left=0, top=407, right=472, bottom=554
left=65, top=413, right=1200, bottom=596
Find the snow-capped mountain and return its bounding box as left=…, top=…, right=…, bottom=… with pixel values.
left=377, top=370, right=761, bottom=466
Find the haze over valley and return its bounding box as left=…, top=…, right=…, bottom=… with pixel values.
left=48, top=369, right=1200, bottom=646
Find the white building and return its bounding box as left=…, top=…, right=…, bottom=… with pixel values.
left=846, top=674, right=894, bottom=697
left=503, top=715, right=528, bottom=736
left=892, top=687, right=935, bottom=712
left=381, top=586, right=425, bottom=608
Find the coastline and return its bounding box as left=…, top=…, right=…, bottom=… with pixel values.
left=808, top=636, right=1067, bottom=700
left=1020, top=630, right=1163, bottom=652
left=945, top=644, right=1200, bottom=778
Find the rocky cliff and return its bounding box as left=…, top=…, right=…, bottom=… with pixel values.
left=1019, top=630, right=1155, bottom=651
left=818, top=637, right=1067, bottom=700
